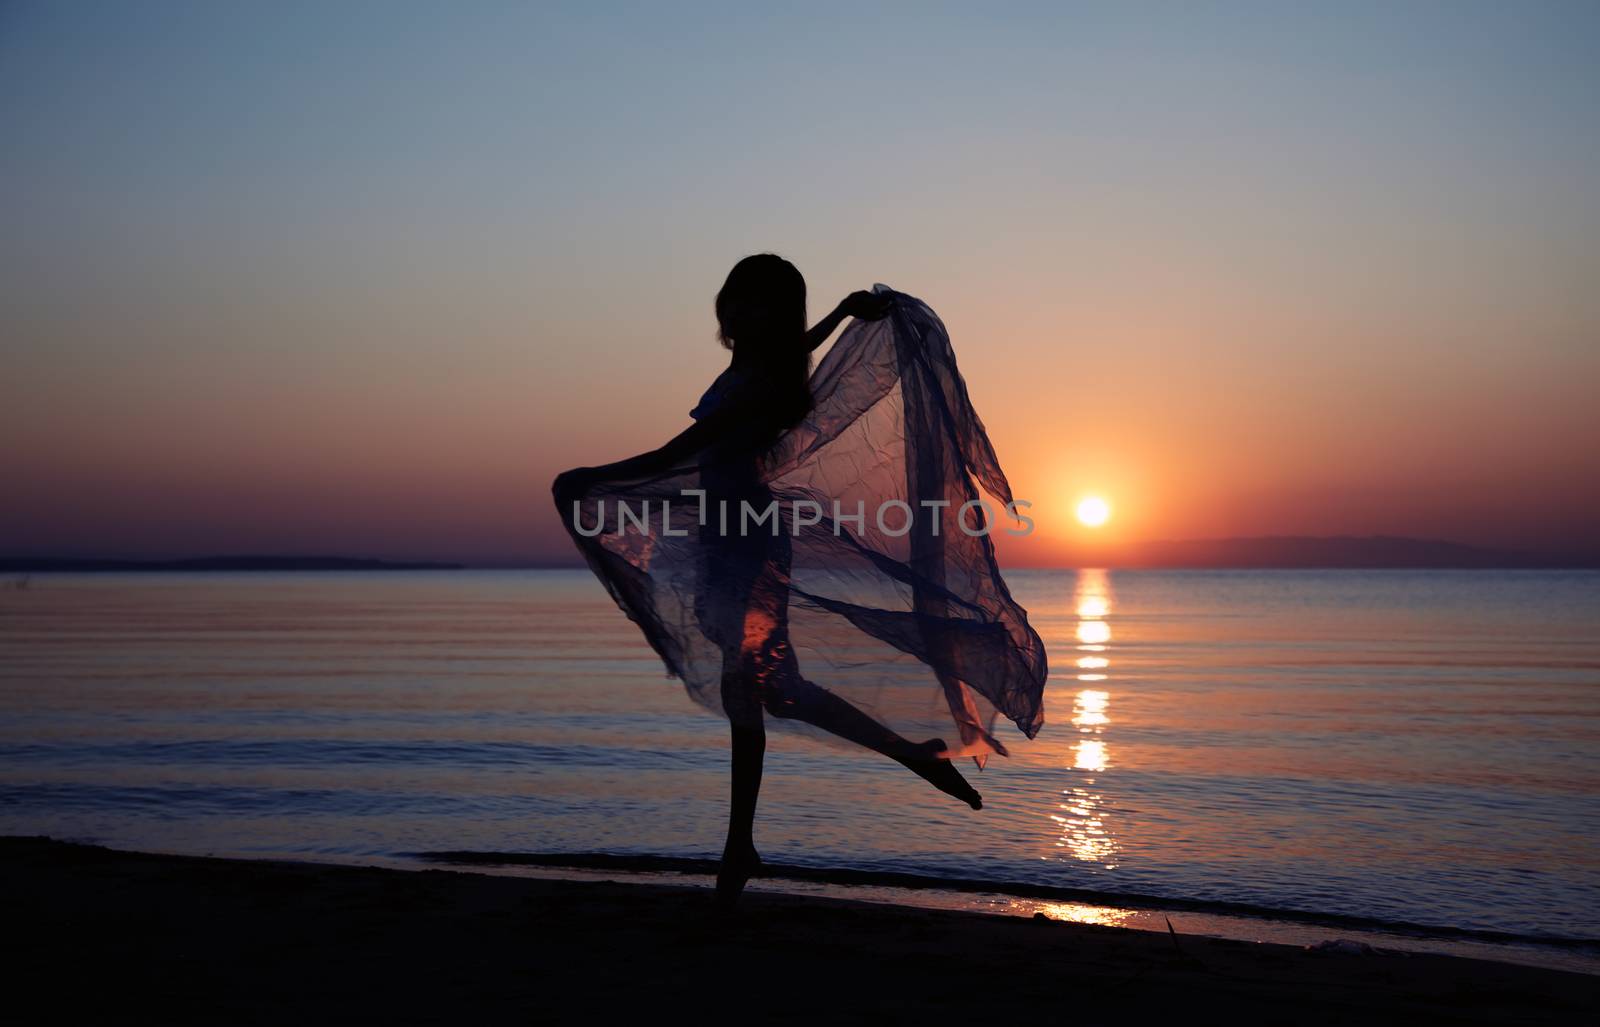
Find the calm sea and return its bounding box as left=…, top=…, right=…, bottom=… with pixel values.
left=3, top=569, right=1597, bottom=963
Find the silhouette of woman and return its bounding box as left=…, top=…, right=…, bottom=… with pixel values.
left=553, top=255, right=1046, bottom=906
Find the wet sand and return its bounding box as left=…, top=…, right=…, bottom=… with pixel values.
left=5, top=836, right=1594, bottom=1024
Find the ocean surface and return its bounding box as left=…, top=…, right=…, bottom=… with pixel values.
left=3, top=569, right=1598, bottom=965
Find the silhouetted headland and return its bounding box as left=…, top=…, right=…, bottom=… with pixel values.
left=0, top=555, right=463, bottom=573
left=1111, top=535, right=1600, bottom=569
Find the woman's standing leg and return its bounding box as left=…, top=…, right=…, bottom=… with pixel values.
left=718, top=667, right=766, bottom=907
left=710, top=517, right=770, bottom=907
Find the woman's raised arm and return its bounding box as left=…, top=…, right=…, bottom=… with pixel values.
left=804, top=290, right=894, bottom=352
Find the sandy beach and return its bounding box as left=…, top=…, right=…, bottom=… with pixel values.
left=5, top=836, right=1594, bottom=1025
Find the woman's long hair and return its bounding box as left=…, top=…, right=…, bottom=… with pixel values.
left=715, top=254, right=812, bottom=426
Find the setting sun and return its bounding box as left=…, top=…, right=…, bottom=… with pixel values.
left=1076, top=496, right=1112, bottom=528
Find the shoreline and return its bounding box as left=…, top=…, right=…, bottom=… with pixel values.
left=414, top=849, right=1600, bottom=953
left=6, top=836, right=1596, bottom=1024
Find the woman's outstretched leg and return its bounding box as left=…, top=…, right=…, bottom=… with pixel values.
left=763, top=673, right=982, bottom=810
left=741, top=536, right=982, bottom=810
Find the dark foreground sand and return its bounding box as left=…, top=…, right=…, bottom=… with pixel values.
left=4, top=837, right=1594, bottom=1025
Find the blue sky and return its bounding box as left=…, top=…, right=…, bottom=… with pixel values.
left=3, top=2, right=1597, bottom=561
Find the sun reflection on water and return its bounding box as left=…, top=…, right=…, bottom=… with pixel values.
left=1025, top=900, right=1137, bottom=929
left=1052, top=569, right=1120, bottom=870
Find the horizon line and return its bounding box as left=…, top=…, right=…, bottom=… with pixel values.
left=5, top=534, right=1600, bottom=574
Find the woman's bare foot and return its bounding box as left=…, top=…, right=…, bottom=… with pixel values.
left=715, top=839, right=764, bottom=908
left=902, top=738, right=982, bottom=809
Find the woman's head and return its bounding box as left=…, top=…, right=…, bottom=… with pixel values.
left=715, top=254, right=807, bottom=355
left=715, top=253, right=812, bottom=426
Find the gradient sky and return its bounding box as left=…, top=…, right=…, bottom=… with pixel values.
left=3, top=1, right=1597, bottom=565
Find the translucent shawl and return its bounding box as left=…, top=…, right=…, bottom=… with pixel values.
left=558, top=286, right=1047, bottom=766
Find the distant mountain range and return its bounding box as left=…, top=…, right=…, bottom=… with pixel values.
left=1112, top=535, right=1599, bottom=569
